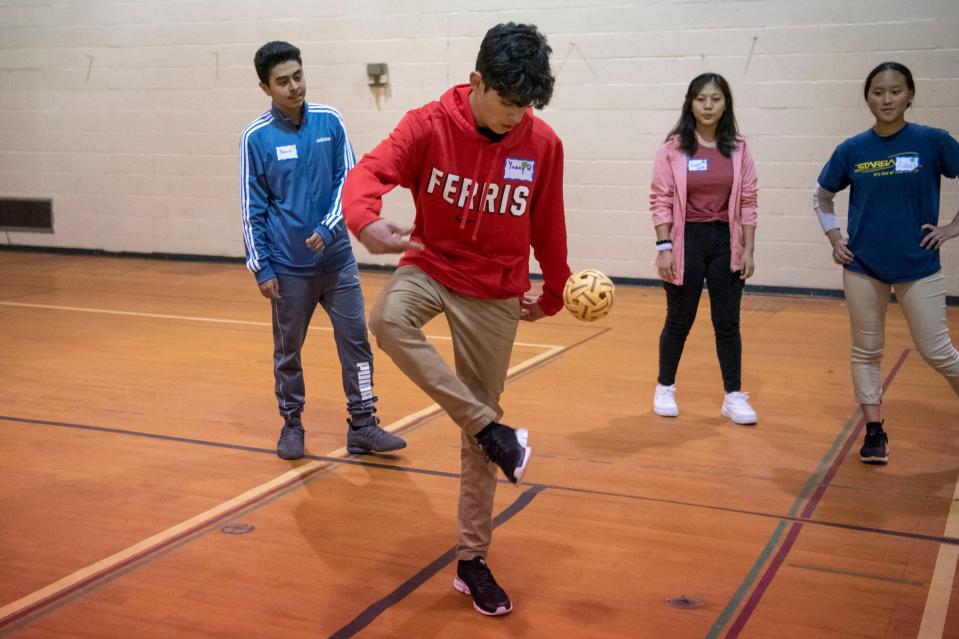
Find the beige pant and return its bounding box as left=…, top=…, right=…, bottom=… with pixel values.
left=369, top=265, right=520, bottom=560
left=844, top=269, right=959, bottom=405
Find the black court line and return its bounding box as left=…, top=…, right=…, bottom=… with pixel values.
left=788, top=563, right=926, bottom=587
left=6, top=413, right=959, bottom=549
left=536, top=480, right=959, bottom=547
left=0, top=414, right=461, bottom=479
left=328, top=485, right=546, bottom=639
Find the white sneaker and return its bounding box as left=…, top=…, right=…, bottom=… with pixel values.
left=653, top=383, right=679, bottom=417
left=722, top=391, right=757, bottom=425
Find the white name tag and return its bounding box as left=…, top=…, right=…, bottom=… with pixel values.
left=688, top=159, right=708, bottom=172
left=276, top=144, right=298, bottom=160
left=504, top=158, right=535, bottom=182
left=894, top=155, right=919, bottom=172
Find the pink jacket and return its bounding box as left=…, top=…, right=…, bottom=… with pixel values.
left=649, top=135, right=758, bottom=285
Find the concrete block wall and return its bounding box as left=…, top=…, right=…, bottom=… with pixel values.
left=0, top=0, right=957, bottom=293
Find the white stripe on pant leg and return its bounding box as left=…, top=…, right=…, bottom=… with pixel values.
left=357, top=362, right=373, bottom=401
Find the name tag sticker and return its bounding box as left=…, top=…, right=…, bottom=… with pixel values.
left=687, top=159, right=708, bottom=172
left=894, top=155, right=919, bottom=173
left=504, top=158, right=535, bottom=182
left=276, top=144, right=298, bottom=160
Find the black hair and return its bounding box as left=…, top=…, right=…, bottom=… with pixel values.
left=863, top=61, right=915, bottom=105
left=254, top=41, right=302, bottom=85
left=475, top=23, right=554, bottom=109
left=667, top=73, right=739, bottom=158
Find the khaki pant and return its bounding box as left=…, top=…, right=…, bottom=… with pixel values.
left=369, top=266, right=520, bottom=560
left=844, top=269, right=959, bottom=405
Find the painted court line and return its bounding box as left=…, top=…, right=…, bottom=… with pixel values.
left=789, top=562, right=926, bottom=587
left=544, top=481, right=959, bottom=547
left=0, top=324, right=593, bottom=630
left=0, top=414, right=463, bottom=480
left=328, top=485, right=546, bottom=638
left=8, top=414, right=959, bottom=549
left=917, top=469, right=959, bottom=638
left=0, top=301, right=561, bottom=350
left=0, top=403, right=450, bottom=631
left=0, top=458, right=336, bottom=630
left=718, top=349, right=911, bottom=639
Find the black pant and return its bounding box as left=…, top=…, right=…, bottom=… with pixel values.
left=658, top=221, right=744, bottom=392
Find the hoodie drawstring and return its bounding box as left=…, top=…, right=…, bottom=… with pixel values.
left=460, top=143, right=487, bottom=232
left=471, top=146, right=507, bottom=241
left=457, top=143, right=507, bottom=242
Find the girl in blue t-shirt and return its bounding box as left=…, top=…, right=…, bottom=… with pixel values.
left=813, top=61, right=959, bottom=465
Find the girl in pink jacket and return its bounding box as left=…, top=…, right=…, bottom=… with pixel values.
left=649, top=73, right=759, bottom=424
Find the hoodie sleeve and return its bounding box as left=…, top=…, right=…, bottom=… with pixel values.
left=343, top=109, right=430, bottom=239
left=530, top=138, right=572, bottom=316
left=314, top=110, right=356, bottom=248
left=240, top=131, right=275, bottom=284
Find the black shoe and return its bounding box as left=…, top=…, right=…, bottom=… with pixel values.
left=276, top=418, right=305, bottom=460
left=346, top=417, right=407, bottom=454
left=860, top=421, right=888, bottom=464
left=475, top=422, right=531, bottom=484
left=453, top=557, right=513, bottom=616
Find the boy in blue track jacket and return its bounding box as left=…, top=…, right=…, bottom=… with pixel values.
left=240, top=41, right=405, bottom=460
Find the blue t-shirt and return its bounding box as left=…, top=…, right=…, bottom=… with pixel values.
left=817, top=122, right=959, bottom=283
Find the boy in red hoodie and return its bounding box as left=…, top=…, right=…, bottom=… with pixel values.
left=342, top=23, right=570, bottom=616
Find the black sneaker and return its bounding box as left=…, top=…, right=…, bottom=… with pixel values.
left=475, top=422, right=531, bottom=484
left=860, top=421, right=889, bottom=464
left=453, top=557, right=513, bottom=616
left=276, top=418, right=305, bottom=460
left=346, top=417, right=407, bottom=454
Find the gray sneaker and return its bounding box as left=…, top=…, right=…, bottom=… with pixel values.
left=277, top=419, right=305, bottom=460
left=347, top=417, right=407, bottom=454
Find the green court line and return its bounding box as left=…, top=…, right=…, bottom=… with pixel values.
left=704, top=410, right=861, bottom=639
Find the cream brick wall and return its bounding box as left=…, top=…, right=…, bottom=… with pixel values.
left=1, top=0, right=957, bottom=294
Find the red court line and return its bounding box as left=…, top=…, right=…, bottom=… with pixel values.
left=725, top=348, right=911, bottom=638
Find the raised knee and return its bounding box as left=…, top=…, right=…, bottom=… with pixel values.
left=368, top=303, right=413, bottom=347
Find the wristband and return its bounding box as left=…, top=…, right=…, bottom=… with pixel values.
left=656, top=242, right=673, bottom=252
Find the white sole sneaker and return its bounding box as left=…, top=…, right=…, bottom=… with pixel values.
left=721, top=406, right=757, bottom=425
left=653, top=384, right=679, bottom=417
left=512, top=428, right=531, bottom=484
left=453, top=577, right=513, bottom=616
left=654, top=405, right=679, bottom=418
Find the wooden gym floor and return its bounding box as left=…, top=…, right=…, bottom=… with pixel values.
left=1, top=250, right=958, bottom=638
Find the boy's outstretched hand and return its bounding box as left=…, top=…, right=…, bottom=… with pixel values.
left=359, top=219, right=425, bottom=254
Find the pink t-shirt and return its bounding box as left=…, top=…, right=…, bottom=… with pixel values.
left=685, top=146, right=732, bottom=223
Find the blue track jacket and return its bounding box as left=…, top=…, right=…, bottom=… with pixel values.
left=241, top=103, right=357, bottom=283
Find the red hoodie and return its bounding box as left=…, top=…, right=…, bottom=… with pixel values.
left=343, top=84, right=571, bottom=315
